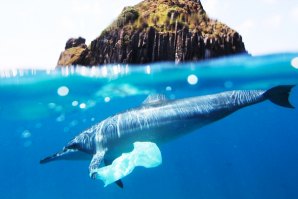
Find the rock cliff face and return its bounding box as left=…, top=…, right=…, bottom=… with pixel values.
left=57, top=0, right=246, bottom=66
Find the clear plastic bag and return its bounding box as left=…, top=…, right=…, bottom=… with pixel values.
left=94, top=142, right=162, bottom=187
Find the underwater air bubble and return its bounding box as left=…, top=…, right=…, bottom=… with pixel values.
left=104, top=97, right=111, bottom=103
left=72, top=101, right=79, bottom=106
left=166, top=86, right=172, bottom=91
left=187, top=74, right=198, bottom=85
left=291, top=57, right=298, bottom=69
left=21, top=130, right=31, bottom=138
left=48, top=103, right=56, bottom=109
left=56, top=114, right=65, bottom=122
left=57, top=86, right=69, bottom=96
left=79, top=103, right=86, bottom=109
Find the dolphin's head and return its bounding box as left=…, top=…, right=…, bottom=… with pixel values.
left=40, top=132, right=95, bottom=164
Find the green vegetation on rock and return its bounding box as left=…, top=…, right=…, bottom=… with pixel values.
left=100, top=0, right=235, bottom=39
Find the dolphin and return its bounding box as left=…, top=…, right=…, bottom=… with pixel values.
left=40, top=85, right=295, bottom=187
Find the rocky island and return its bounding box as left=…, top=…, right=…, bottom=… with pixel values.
left=57, top=0, right=246, bottom=66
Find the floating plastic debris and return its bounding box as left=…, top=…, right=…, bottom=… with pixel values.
left=94, top=142, right=162, bottom=187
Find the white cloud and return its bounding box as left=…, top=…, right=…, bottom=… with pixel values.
left=290, top=6, right=298, bottom=23
left=236, top=19, right=255, bottom=35
left=201, top=0, right=232, bottom=23
left=261, top=0, right=278, bottom=5
left=66, top=0, right=143, bottom=43
left=202, top=0, right=219, bottom=15
left=262, top=15, right=282, bottom=29
left=0, top=0, right=144, bottom=69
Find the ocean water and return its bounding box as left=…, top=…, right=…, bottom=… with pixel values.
left=1, top=53, right=298, bottom=199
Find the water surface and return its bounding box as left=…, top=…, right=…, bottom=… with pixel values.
left=1, top=53, right=298, bottom=199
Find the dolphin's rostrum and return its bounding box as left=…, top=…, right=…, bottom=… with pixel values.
left=40, top=85, right=295, bottom=187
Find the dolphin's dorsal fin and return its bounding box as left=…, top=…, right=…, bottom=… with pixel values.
left=142, top=94, right=168, bottom=105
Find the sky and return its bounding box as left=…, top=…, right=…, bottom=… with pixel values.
left=0, top=0, right=297, bottom=69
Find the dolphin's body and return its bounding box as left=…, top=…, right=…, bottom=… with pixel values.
left=40, top=85, right=294, bottom=187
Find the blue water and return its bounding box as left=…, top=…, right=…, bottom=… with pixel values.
left=1, top=53, right=298, bottom=199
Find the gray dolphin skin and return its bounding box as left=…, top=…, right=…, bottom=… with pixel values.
left=40, top=85, right=295, bottom=187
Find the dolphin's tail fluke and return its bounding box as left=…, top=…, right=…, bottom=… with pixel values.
left=264, top=85, right=295, bottom=108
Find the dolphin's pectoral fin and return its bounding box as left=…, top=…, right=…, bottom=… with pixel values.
left=89, top=151, right=105, bottom=179
left=114, top=179, right=124, bottom=188
left=104, top=158, right=124, bottom=188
